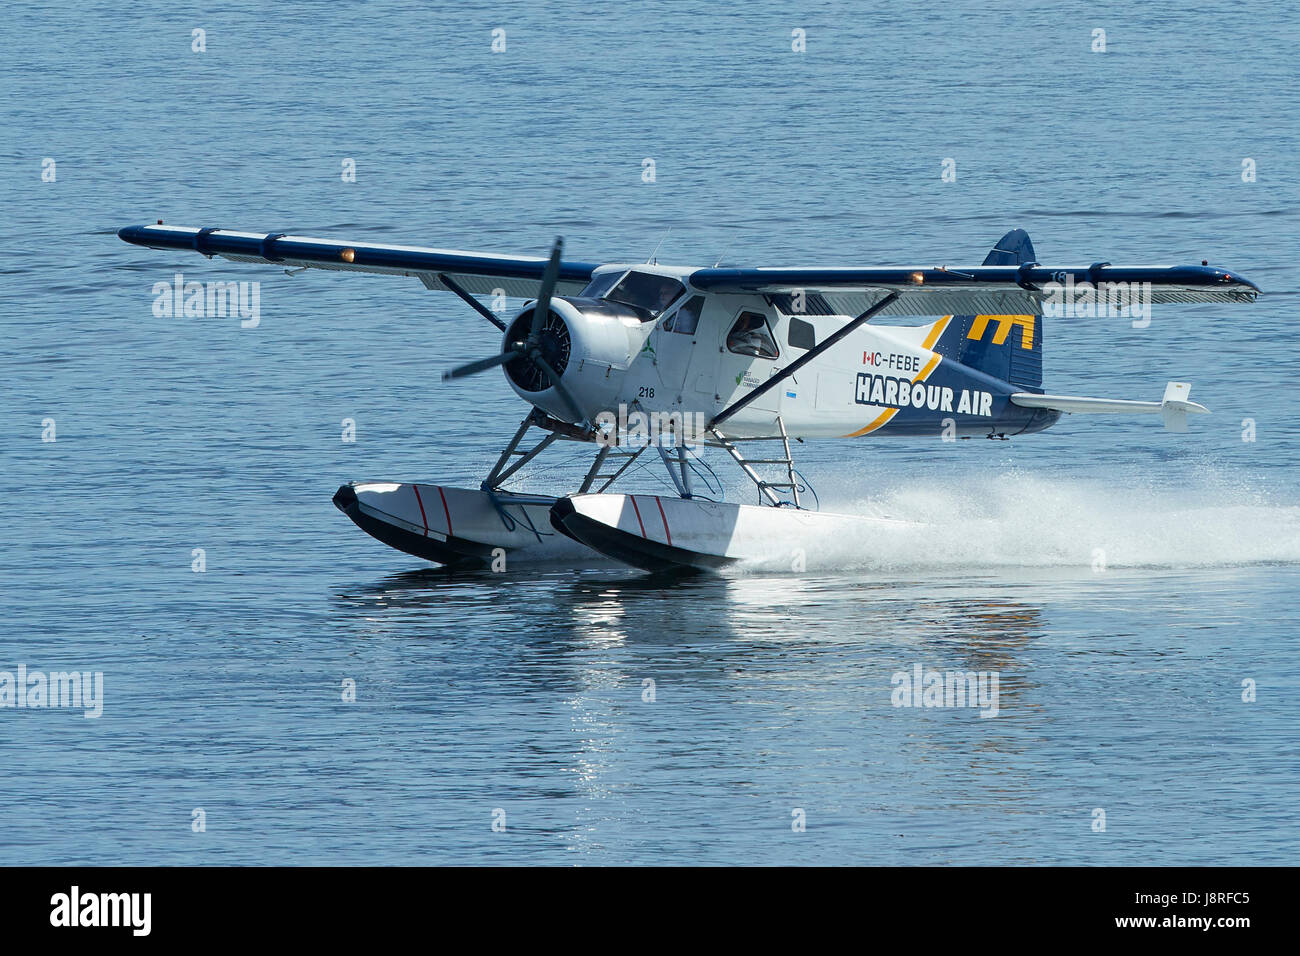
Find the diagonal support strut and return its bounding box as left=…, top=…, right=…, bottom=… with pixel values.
left=707, top=291, right=900, bottom=430
left=437, top=272, right=507, bottom=331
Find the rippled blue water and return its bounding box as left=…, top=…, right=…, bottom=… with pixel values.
left=2, top=0, right=1298, bottom=864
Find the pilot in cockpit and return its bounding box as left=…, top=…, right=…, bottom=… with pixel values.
left=654, top=283, right=678, bottom=314
left=727, top=312, right=773, bottom=356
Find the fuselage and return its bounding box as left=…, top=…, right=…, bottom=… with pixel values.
left=504, top=264, right=1059, bottom=440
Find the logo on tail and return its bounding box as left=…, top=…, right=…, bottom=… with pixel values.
left=932, top=229, right=1043, bottom=390
left=966, top=314, right=1035, bottom=350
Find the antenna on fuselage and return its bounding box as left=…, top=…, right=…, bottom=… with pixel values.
left=713, top=240, right=734, bottom=268
left=647, top=228, right=672, bottom=265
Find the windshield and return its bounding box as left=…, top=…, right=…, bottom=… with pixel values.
left=578, top=270, right=624, bottom=299
left=603, top=271, right=686, bottom=320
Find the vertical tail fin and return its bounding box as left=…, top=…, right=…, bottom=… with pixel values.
left=980, top=228, right=1036, bottom=267
left=933, top=229, right=1043, bottom=391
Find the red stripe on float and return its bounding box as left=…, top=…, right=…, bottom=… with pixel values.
left=629, top=495, right=647, bottom=538
left=654, top=496, right=672, bottom=546
left=437, top=486, right=454, bottom=536
left=411, top=485, right=430, bottom=536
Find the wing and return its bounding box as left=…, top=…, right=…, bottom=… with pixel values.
left=688, top=263, right=1260, bottom=317
left=117, top=223, right=600, bottom=298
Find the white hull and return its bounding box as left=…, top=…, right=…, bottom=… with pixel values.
left=335, top=483, right=922, bottom=573
left=333, top=482, right=593, bottom=568
left=550, top=493, right=919, bottom=572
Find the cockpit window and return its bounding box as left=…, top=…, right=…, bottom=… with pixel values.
left=726, top=311, right=779, bottom=359
left=664, top=295, right=704, bottom=335
left=603, top=271, right=686, bottom=320
left=578, top=270, right=624, bottom=299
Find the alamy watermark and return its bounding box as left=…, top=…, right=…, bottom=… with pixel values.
left=1, top=664, right=103, bottom=718
left=1042, top=275, right=1152, bottom=328
left=891, top=664, right=999, bottom=718
left=50, top=886, right=150, bottom=936
left=594, top=403, right=707, bottom=450
left=151, top=272, right=260, bottom=328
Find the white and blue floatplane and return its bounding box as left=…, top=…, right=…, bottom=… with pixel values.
left=118, top=223, right=1258, bottom=572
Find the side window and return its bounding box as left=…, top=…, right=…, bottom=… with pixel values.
left=665, top=295, right=704, bottom=335
left=726, top=311, right=779, bottom=360
left=788, top=317, right=816, bottom=351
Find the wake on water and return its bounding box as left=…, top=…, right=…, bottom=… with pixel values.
left=506, top=453, right=1300, bottom=573
left=765, top=469, right=1300, bottom=572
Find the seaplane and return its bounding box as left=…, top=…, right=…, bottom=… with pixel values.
left=117, top=222, right=1259, bottom=572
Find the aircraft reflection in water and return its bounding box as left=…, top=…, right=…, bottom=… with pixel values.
left=331, top=566, right=1046, bottom=721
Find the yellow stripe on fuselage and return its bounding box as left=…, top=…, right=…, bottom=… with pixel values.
left=843, top=315, right=950, bottom=438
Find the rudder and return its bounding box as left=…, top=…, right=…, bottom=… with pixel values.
left=932, top=229, right=1043, bottom=391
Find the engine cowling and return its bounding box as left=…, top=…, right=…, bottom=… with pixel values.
left=502, top=296, right=649, bottom=422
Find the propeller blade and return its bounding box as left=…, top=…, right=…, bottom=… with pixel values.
left=532, top=353, right=586, bottom=424
left=529, top=237, right=564, bottom=341
left=442, top=347, right=518, bottom=381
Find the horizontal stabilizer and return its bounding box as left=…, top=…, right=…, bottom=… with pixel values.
left=1010, top=381, right=1208, bottom=432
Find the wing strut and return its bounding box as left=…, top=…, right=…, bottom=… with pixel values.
left=708, top=292, right=900, bottom=430
left=437, top=273, right=507, bottom=331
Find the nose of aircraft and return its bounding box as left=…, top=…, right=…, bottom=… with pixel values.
left=503, top=304, right=571, bottom=394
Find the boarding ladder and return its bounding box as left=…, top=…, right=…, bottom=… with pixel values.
left=706, top=417, right=801, bottom=508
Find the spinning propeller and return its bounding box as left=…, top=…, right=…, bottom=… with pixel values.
left=441, top=237, right=586, bottom=424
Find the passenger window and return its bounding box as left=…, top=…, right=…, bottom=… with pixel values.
left=726, top=311, right=779, bottom=359
left=788, top=317, right=816, bottom=351
left=665, top=296, right=704, bottom=335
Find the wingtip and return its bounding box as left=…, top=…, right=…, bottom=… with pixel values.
left=1232, top=272, right=1262, bottom=294
left=1197, top=263, right=1260, bottom=294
